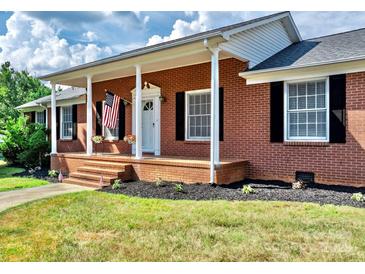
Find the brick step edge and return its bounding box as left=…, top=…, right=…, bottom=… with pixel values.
left=63, top=178, right=110, bottom=189
left=69, top=172, right=116, bottom=183
left=77, top=166, right=124, bottom=177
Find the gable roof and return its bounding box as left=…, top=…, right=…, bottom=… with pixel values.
left=16, top=87, right=86, bottom=111
left=248, top=27, right=365, bottom=72
left=40, top=11, right=300, bottom=82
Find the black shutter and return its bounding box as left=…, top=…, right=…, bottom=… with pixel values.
left=96, top=101, right=103, bottom=136
left=329, top=74, right=346, bottom=143
left=56, top=107, right=60, bottom=140
left=43, top=110, right=46, bottom=125
left=72, top=105, right=78, bottom=140
left=30, top=111, right=35, bottom=123
left=118, top=100, right=125, bottom=139
left=176, top=92, right=185, bottom=140
left=219, top=87, right=224, bottom=141
left=270, top=81, right=284, bottom=142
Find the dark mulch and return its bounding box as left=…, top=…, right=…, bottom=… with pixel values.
left=13, top=167, right=58, bottom=183
left=101, top=179, right=365, bottom=208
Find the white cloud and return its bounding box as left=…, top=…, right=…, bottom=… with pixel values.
left=146, top=16, right=207, bottom=46
left=0, top=12, right=113, bottom=76
left=146, top=11, right=270, bottom=46
left=82, top=31, right=98, bottom=42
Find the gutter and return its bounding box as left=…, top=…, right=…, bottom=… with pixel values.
left=239, top=55, right=365, bottom=77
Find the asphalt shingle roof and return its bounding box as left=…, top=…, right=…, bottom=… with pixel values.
left=16, top=87, right=86, bottom=110
left=251, top=28, right=365, bottom=71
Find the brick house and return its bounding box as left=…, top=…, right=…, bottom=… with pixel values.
left=18, top=11, right=365, bottom=187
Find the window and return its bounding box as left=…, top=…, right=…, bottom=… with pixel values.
left=285, top=78, right=329, bottom=141
left=35, top=111, right=45, bottom=125
left=103, top=101, right=119, bottom=140
left=61, top=106, right=73, bottom=140
left=186, top=90, right=211, bottom=140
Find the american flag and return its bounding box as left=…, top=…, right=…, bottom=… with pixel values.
left=103, top=91, right=121, bottom=129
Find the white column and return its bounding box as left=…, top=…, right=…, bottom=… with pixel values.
left=209, top=47, right=220, bottom=184
left=86, top=75, right=93, bottom=155
left=213, top=48, right=220, bottom=165
left=51, top=83, right=57, bottom=155
left=135, top=64, right=142, bottom=159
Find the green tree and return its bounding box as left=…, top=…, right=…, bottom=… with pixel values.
left=0, top=61, right=51, bottom=129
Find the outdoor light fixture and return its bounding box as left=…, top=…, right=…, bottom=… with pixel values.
left=159, top=95, right=166, bottom=102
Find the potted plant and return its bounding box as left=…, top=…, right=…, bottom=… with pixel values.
left=123, top=134, right=136, bottom=156
left=92, top=135, right=104, bottom=155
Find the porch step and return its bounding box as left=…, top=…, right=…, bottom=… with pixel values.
left=63, top=161, right=133, bottom=189
left=63, top=178, right=110, bottom=189
left=84, top=161, right=130, bottom=170
left=69, top=172, right=116, bottom=183
left=77, top=166, right=125, bottom=177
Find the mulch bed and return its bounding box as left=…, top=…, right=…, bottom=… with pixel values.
left=101, top=179, right=365, bottom=208
left=13, top=167, right=58, bottom=183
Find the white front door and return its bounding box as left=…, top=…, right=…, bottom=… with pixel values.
left=142, top=100, right=154, bottom=152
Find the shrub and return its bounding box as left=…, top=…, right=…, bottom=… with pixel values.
left=242, top=185, right=255, bottom=194
left=175, top=183, right=184, bottom=192
left=292, top=179, right=306, bottom=189
left=0, top=116, right=50, bottom=168
left=155, top=177, right=163, bottom=187
left=48, top=170, right=59, bottom=178
left=112, top=179, right=122, bottom=190
left=351, top=193, right=364, bottom=202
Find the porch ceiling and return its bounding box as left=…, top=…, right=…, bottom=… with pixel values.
left=44, top=38, right=233, bottom=87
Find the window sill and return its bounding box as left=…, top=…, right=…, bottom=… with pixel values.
left=59, top=139, right=73, bottom=142
left=184, top=140, right=210, bottom=145
left=284, top=141, right=330, bottom=147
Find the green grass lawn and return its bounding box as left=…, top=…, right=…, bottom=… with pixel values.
left=0, top=162, right=47, bottom=192
left=0, top=191, right=364, bottom=262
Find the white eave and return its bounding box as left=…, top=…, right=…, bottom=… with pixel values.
left=39, top=12, right=301, bottom=87
left=239, top=56, right=365, bottom=85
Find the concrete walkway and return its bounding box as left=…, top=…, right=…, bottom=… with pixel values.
left=0, top=183, right=94, bottom=213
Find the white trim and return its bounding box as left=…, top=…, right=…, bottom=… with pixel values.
left=60, top=106, right=73, bottom=140
left=283, top=77, right=330, bottom=142
left=184, top=88, right=211, bottom=142
left=131, top=82, right=161, bottom=156
left=51, top=83, right=57, bottom=154
left=86, top=75, right=93, bottom=155
left=45, top=96, right=86, bottom=108
left=240, top=58, right=365, bottom=85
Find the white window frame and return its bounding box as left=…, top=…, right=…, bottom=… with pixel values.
left=284, top=77, right=330, bottom=142
left=102, top=101, right=119, bottom=141
left=35, top=111, right=45, bottom=125
left=185, top=89, right=211, bottom=141
left=60, top=106, right=73, bottom=140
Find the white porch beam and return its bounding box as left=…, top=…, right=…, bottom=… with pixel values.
left=135, top=64, right=142, bottom=159
left=210, top=47, right=220, bottom=184
left=86, top=75, right=93, bottom=156
left=51, top=82, right=57, bottom=155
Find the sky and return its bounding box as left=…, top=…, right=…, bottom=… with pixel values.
left=1, top=11, right=365, bottom=77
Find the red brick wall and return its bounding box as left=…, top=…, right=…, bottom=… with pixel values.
left=53, top=58, right=365, bottom=186
left=47, top=104, right=86, bottom=153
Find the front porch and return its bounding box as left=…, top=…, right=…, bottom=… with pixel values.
left=52, top=153, right=248, bottom=187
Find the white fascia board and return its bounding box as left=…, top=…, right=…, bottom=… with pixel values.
left=241, top=59, right=365, bottom=85
left=44, top=96, right=86, bottom=108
